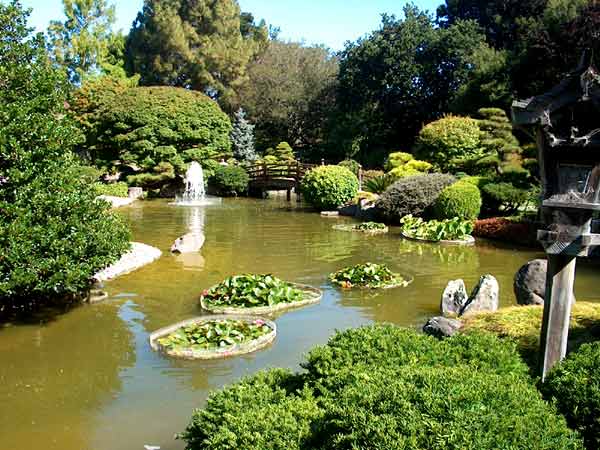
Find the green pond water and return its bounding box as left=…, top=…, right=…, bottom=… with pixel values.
left=1, top=198, right=599, bottom=450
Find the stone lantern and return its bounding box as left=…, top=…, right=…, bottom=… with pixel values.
left=512, top=51, right=600, bottom=379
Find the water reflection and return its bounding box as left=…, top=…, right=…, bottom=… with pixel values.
left=174, top=207, right=206, bottom=271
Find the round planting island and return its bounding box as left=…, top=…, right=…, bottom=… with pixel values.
left=199, top=274, right=323, bottom=315
left=332, top=222, right=389, bottom=235
left=400, top=231, right=475, bottom=246
left=149, top=316, right=276, bottom=360
left=329, top=263, right=413, bottom=289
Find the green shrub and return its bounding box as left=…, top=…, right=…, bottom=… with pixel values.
left=94, top=182, right=129, bottom=198
left=179, top=369, right=320, bottom=450
left=384, top=151, right=413, bottom=171
left=361, top=169, right=385, bottom=183
left=0, top=3, right=131, bottom=314
left=363, top=173, right=395, bottom=194
left=301, top=165, right=359, bottom=210
left=375, top=173, right=456, bottom=222
left=78, top=165, right=102, bottom=183
left=264, top=142, right=295, bottom=161
left=482, top=182, right=532, bottom=214
left=432, top=181, right=482, bottom=220
left=208, top=165, right=249, bottom=197
left=201, top=159, right=221, bottom=180
left=313, top=365, right=582, bottom=450
left=414, top=115, right=482, bottom=171
left=73, top=84, right=232, bottom=181
left=338, top=159, right=360, bottom=175
left=127, top=161, right=176, bottom=190
left=541, top=342, right=600, bottom=449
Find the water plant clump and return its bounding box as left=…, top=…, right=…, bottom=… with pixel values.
left=156, top=319, right=272, bottom=352
left=354, top=222, right=387, bottom=231
left=329, top=263, right=410, bottom=289
left=400, top=214, right=474, bottom=242
left=201, top=274, right=305, bottom=308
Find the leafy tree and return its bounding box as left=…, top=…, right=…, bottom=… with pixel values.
left=230, top=108, right=257, bottom=161
left=125, top=0, right=267, bottom=107
left=238, top=40, right=338, bottom=152
left=47, top=0, right=116, bottom=83
left=335, top=7, right=487, bottom=163
left=0, top=1, right=130, bottom=313
left=477, top=108, right=523, bottom=173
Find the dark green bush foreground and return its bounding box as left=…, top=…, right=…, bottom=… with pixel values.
left=375, top=173, right=456, bottom=223
left=208, top=165, right=249, bottom=196
left=542, top=342, right=600, bottom=450
left=433, top=180, right=482, bottom=220
left=180, top=325, right=583, bottom=450
left=301, top=165, right=359, bottom=211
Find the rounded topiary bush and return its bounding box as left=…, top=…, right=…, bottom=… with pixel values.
left=414, top=115, right=482, bottom=171
left=541, top=342, right=600, bottom=449
left=301, top=165, right=359, bottom=211
left=208, top=165, right=249, bottom=196
left=375, top=173, right=456, bottom=223
left=313, top=365, right=583, bottom=450
left=432, top=180, right=482, bottom=220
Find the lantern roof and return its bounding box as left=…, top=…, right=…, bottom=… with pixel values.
left=512, top=50, right=600, bottom=148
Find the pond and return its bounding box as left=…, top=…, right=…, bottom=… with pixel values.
left=1, top=198, right=599, bottom=450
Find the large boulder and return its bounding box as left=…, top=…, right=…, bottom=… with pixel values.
left=461, top=274, right=499, bottom=316
left=423, top=316, right=463, bottom=338
left=171, top=232, right=205, bottom=254
left=441, top=279, right=468, bottom=316
left=514, top=259, right=546, bottom=305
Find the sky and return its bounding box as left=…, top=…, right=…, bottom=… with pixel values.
left=19, top=0, right=442, bottom=51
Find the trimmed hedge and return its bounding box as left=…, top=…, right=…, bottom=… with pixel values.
left=301, top=165, right=359, bottom=211
left=432, top=181, right=482, bottom=220
left=375, top=173, right=456, bottom=222
left=208, top=165, right=249, bottom=197
left=180, top=325, right=583, bottom=450
left=542, top=342, right=600, bottom=450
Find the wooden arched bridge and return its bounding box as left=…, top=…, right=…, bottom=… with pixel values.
left=247, top=161, right=317, bottom=201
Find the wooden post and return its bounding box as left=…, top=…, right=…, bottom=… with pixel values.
left=539, top=254, right=577, bottom=380
left=286, top=189, right=291, bottom=201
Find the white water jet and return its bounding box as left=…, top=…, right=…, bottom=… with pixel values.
left=173, top=161, right=221, bottom=206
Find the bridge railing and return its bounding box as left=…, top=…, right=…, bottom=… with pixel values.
left=247, top=161, right=317, bottom=183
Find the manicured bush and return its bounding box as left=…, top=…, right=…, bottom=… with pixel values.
left=338, top=159, right=361, bottom=175
left=432, top=181, right=482, bottom=220
left=264, top=141, right=295, bottom=161
left=375, top=173, right=456, bottom=222
left=208, top=165, right=249, bottom=197
left=414, top=115, right=482, bottom=171
left=384, top=151, right=432, bottom=179
left=73, top=83, right=232, bottom=180
left=473, top=217, right=538, bottom=246
left=301, top=165, right=359, bottom=210
left=313, top=365, right=582, bottom=450
left=542, top=342, right=600, bottom=449
left=94, top=182, right=129, bottom=198
left=384, top=151, right=413, bottom=171
left=0, top=3, right=131, bottom=314
left=482, top=182, right=533, bottom=214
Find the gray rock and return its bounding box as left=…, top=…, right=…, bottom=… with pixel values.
left=423, top=316, right=463, bottom=338
left=338, top=204, right=358, bottom=217
left=461, top=274, right=499, bottom=316
left=441, top=279, right=468, bottom=316
left=171, top=232, right=205, bottom=254
left=514, top=259, right=547, bottom=305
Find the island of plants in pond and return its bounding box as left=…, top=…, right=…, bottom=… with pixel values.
left=200, top=274, right=321, bottom=313
left=329, top=262, right=411, bottom=289
left=333, top=221, right=389, bottom=234
left=400, top=214, right=474, bottom=242
left=156, top=319, right=273, bottom=352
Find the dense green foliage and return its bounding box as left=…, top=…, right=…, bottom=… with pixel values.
left=208, top=165, right=249, bottom=197
left=264, top=142, right=295, bottom=162
left=182, top=325, right=583, bottom=449
left=125, top=0, right=267, bottom=106
left=0, top=2, right=130, bottom=313
left=73, top=84, right=232, bottom=183
left=301, top=165, right=359, bottom=211
left=329, top=263, right=408, bottom=289
left=230, top=108, right=257, bottom=161
left=337, top=159, right=360, bottom=176
left=400, top=215, right=474, bottom=242
left=414, top=116, right=482, bottom=171
left=156, top=319, right=273, bottom=351
left=432, top=181, right=482, bottom=220
left=477, top=107, right=524, bottom=174
left=384, top=151, right=432, bottom=179
left=94, top=182, right=129, bottom=198
left=375, top=174, right=456, bottom=222
left=482, top=182, right=535, bottom=214
left=201, top=275, right=305, bottom=308
left=541, top=342, right=600, bottom=450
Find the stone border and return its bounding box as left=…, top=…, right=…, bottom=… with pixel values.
left=401, top=231, right=475, bottom=246
left=200, top=283, right=322, bottom=315
left=93, top=242, right=162, bottom=283
left=332, top=224, right=389, bottom=234
left=149, top=315, right=276, bottom=360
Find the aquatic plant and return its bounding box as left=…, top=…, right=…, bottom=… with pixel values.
left=329, top=263, right=409, bottom=289
left=400, top=215, right=473, bottom=242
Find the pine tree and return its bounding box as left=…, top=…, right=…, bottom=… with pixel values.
left=47, top=0, right=116, bottom=83
left=230, top=108, right=257, bottom=161
left=264, top=142, right=295, bottom=161
left=125, top=0, right=267, bottom=106
left=477, top=107, right=523, bottom=172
